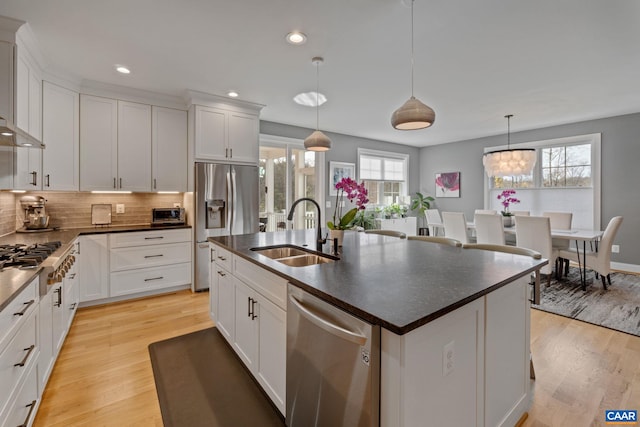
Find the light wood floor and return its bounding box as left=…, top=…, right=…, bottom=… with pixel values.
left=33, top=290, right=639, bottom=427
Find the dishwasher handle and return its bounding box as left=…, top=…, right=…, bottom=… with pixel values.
left=288, top=294, right=367, bottom=346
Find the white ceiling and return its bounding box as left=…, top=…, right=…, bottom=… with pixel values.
left=1, top=0, right=639, bottom=147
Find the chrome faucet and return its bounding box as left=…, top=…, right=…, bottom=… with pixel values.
left=287, top=198, right=327, bottom=252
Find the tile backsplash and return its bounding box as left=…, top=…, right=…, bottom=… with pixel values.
left=11, top=192, right=186, bottom=230
left=0, top=192, right=16, bottom=236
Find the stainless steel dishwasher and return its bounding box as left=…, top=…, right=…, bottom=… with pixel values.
left=286, top=283, right=380, bottom=427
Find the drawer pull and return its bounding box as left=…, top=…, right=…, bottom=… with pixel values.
left=144, top=254, right=164, bottom=258
left=14, top=344, right=35, bottom=367
left=17, top=400, right=37, bottom=427
left=70, top=303, right=77, bottom=310
left=251, top=298, right=258, bottom=320
left=144, top=276, right=164, bottom=282
left=218, top=256, right=227, bottom=261
left=217, top=270, right=226, bottom=277
left=13, top=300, right=35, bottom=316
left=144, top=236, right=164, bottom=240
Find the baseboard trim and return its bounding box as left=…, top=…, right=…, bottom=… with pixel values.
left=611, top=262, right=640, bottom=274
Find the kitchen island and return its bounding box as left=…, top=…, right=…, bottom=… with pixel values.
left=209, top=229, right=547, bottom=427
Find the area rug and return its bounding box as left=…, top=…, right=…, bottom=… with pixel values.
left=148, top=327, right=285, bottom=427
left=532, top=267, right=640, bottom=337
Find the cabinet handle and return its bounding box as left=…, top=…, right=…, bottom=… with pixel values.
left=45, top=174, right=50, bottom=187
left=119, top=177, right=122, bottom=188
left=230, top=148, right=233, bottom=158
left=210, top=249, right=215, bottom=262
left=14, top=345, right=35, bottom=367
left=144, top=254, right=164, bottom=258
left=217, top=256, right=227, bottom=261
left=70, top=303, right=77, bottom=310
left=54, top=287, right=62, bottom=307
left=154, top=178, right=157, bottom=189
left=145, top=236, right=164, bottom=240
left=247, top=297, right=252, bottom=317
left=251, top=298, right=257, bottom=320
left=76, top=241, right=80, bottom=254
left=217, top=270, right=226, bottom=277
left=30, top=171, right=37, bottom=186
left=17, top=400, right=37, bottom=427
left=68, top=273, right=76, bottom=279
left=225, top=148, right=228, bottom=158
left=144, top=276, right=164, bottom=282
left=13, top=300, right=35, bottom=316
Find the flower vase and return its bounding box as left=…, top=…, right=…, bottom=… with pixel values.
left=503, top=215, right=514, bottom=228
left=330, top=229, right=345, bottom=246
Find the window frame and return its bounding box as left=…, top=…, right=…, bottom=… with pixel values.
left=483, top=133, right=601, bottom=229
left=357, top=148, right=410, bottom=206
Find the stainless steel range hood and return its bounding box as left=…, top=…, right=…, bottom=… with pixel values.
left=0, top=116, right=45, bottom=148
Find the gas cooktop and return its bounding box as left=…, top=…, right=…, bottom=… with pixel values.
left=0, top=241, right=62, bottom=271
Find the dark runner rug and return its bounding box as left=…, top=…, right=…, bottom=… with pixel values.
left=532, top=267, right=640, bottom=337
left=148, top=327, right=285, bottom=427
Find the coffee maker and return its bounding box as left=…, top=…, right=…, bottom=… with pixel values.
left=18, top=195, right=52, bottom=232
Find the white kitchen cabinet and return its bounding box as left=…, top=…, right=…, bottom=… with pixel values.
left=378, top=217, right=417, bottom=237
left=192, top=104, right=259, bottom=164
left=79, top=94, right=118, bottom=191
left=78, top=234, right=109, bottom=302
left=208, top=245, right=217, bottom=321
left=15, top=44, right=42, bottom=142
left=41, top=81, right=79, bottom=190
left=117, top=100, right=151, bottom=191
left=13, top=146, right=41, bottom=190
left=37, top=289, right=53, bottom=394
left=152, top=106, right=187, bottom=192
left=208, top=242, right=286, bottom=414
left=108, top=229, right=191, bottom=298
left=0, top=146, right=13, bottom=190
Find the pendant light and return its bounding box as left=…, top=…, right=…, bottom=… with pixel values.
left=482, top=115, right=536, bottom=178
left=391, top=0, right=435, bottom=130
left=304, top=57, right=332, bottom=151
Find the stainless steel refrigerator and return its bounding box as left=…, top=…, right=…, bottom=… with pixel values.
left=194, top=162, right=259, bottom=291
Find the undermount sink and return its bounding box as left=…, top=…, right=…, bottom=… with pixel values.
left=251, top=245, right=336, bottom=267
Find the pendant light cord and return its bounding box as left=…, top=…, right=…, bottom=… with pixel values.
left=505, top=114, right=513, bottom=149
left=410, top=0, right=415, bottom=98
left=316, top=62, right=320, bottom=130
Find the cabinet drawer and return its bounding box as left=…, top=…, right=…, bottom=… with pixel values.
left=110, top=263, right=190, bottom=297
left=110, top=242, right=191, bottom=271
left=109, top=228, right=190, bottom=248
left=212, top=244, right=233, bottom=272
left=0, top=309, right=37, bottom=416
left=0, top=277, right=38, bottom=351
left=0, top=360, right=38, bottom=427
left=234, top=256, right=287, bottom=309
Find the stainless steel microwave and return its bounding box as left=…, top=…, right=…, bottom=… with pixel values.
left=152, top=208, right=185, bottom=225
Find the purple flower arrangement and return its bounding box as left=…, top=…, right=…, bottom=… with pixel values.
left=328, top=177, right=369, bottom=230
left=497, top=189, right=520, bottom=216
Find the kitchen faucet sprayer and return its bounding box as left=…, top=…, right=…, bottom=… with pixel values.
left=287, top=198, right=327, bottom=252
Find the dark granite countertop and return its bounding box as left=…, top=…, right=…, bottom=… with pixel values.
left=0, top=224, right=191, bottom=312
left=209, top=230, right=548, bottom=335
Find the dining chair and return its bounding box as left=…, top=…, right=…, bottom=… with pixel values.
left=542, top=211, right=573, bottom=274
left=425, top=209, right=443, bottom=236
left=442, top=212, right=470, bottom=244
left=474, top=209, right=497, bottom=216
left=462, top=242, right=540, bottom=380
left=474, top=213, right=505, bottom=245
left=408, top=236, right=462, bottom=247
left=511, top=211, right=530, bottom=216
left=364, top=229, right=407, bottom=239
left=558, top=216, right=623, bottom=290
left=515, top=216, right=558, bottom=286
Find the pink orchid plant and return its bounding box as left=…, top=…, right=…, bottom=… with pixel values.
left=497, top=189, right=520, bottom=216
left=328, top=177, right=369, bottom=230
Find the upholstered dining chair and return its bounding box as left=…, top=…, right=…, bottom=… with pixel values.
left=442, top=212, right=470, bottom=244
left=474, top=209, right=497, bottom=216
left=558, top=216, right=623, bottom=290
left=511, top=211, right=530, bottom=216
left=542, top=211, right=573, bottom=274
left=474, top=213, right=505, bottom=245
left=407, top=236, right=462, bottom=247
left=425, top=209, right=443, bottom=236
left=364, top=229, right=407, bottom=239
left=462, top=242, right=541, bottom=380
left=515, top=216, right=558, bottom=286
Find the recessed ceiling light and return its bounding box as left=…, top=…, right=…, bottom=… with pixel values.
left=228, top=91, right=239, bottom=98
left=286, top=31, right=307, bottom=45
left=115, top=65, right=131, bottom=74
left=293, top=91, right=327, bottom=107
left=1, top=132, right=12, bottom=136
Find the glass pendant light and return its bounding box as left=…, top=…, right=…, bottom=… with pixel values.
left=391, top=0, right=435, bottom=130
left=304, top=57, right=332, bottom=151
left=483, top=115, right=537, bottom=177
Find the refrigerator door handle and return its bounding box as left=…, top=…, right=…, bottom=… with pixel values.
left=227, top=170, right=234, bottom=233
left=231, top=168, right=238, bottom=234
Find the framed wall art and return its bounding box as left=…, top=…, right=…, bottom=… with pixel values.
left=435, top=172, right=460, bottom=198
left=329, top=161, right=356, bottom=195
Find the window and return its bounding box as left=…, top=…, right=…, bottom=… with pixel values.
left=358, top=148, right=409, bottom=206
left=541, top=144, right=591, bottom=187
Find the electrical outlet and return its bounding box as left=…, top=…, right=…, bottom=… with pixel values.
left=173, top=203, right=181, bottom=208
left=612, top=244, right=620, bottom=253
left=443, top=341, right=455, bottom=376
left=116, top=204, right=125, bottom=214
left=326, top=201, right=331, bottom=208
